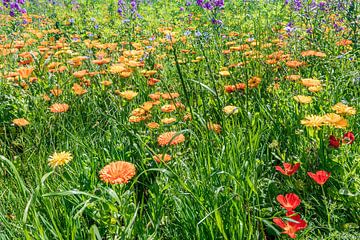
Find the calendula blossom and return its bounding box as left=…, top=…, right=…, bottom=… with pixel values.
left=48, top=151, right=73, bottom=168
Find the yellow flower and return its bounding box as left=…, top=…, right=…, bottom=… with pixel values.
left=301, top=78, right=321, bottom=87
left=219, top=71, right=230, bottom=76
left=323, top=113, right=348, bottom=128
left=131, top=108, right=146, bottom=116
left=161, top=104, right=176, bottom=113
left=48, top=151, right=73, bottom=168
left=119, top=90, right=138, bottom=101
left=161, top=117, right=177, bottom=124
left=285, top=75, right=301, bottom=81
left=109, top=64, right=127, bottom=74
left=300, top=115, right=324, bottom=128
left=248, top=76, right=261, bottom=88
left=331, top=102, right=356, bottom=116
left=308, top=86, right=322, bottom=92
left=223, top=105, right=239, bottom=115
left=293, top=95, right=312, bottom=104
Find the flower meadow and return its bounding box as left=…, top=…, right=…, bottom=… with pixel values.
left=0, top=0, right=359, bottom=239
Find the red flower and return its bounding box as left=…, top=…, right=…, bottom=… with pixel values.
left=329, top=135, right=340, bottom=148
left=275, top=163, right=300, bottom=176
left=342, top=132, right=355, bottom=145
left=307, top=170, right=331, bottom=185
left=273, top=212, right=307, bottom=239
left=276, top=193, right=301, bottom=212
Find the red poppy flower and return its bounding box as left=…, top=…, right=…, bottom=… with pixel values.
left=273, top=212, right=307, bottom=239
left=307, top=170, right=331, bottom=185
left=276, top=193, right=301, bottom=212
left=342, top=132, right=355, bottom=145
left=329, top=135, right=340, bottom=148
left=275, top=163, right=300, bottom=176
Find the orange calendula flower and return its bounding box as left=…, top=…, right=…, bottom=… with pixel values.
left=161, top=104, right=176, bottom=113
left=175, top=102, right=185, bottom=110
left=73, top=70, right=88, bottom=78
left=293, top=95, right=312, bottom=104
left=119, top=90, right=138, bottom=101
left=308, top=85, right=322, bottom=92
left=18, top=67, right=34, bottom=79
left=72, top=83, right=87, bottom=95
left=286, top=60, right=305, bottom=68
left=207, top=123, right=222, bottom=134
left=219, top=70, right=230, bottom=76
left=147, top=78, right=160, bottom=86
left=153, top=154, right=172, bottom=163
left=149, top=93, right=161, bottom=101
left=161, top=117, right=177, bottom=124
left=331, top=102, right=356, bottom=116
left=224, top=85, right=236, bottom=93
left=43, top=94, right=51, bottom=101
left=109, top=64, right=127, bottom=74
left=183, top=113, right=192, bottom=121
left=50, top=87, right=62, bottom=97
left=12, top=118, right=30, bottom=126
left=101, top=80, right=112, bottom=86
left=323, top=113, right=348, bottom=128
left=248, top=76, right=261, bottom=88
left=301, top=78, right=321, bottom=87
left=301, top=50, right=326, bottom=58
left=99, top=161, right=136, bottom=184
left=129, top=116, right=145, bottom=123
left=147, top=122, right=160, bottom=129
left=235, top=83, right=246, bottom=90
left=131, top=108, right=146, bottom=116
left=162, top=92, right=180, bottom=100
left=141, top=102, right=153, bottom=111
left=49, top=103, right=69, bottom=113
left=157, top=131, right=185, bottom=146
left=223, top=105, right=239, bottom=115
left=92, top=58, right=110, bottom=65
left=300, top=115, right=324, bottom=128
left=120, top=70, right=133, bottom=78
left=336, top=39, right=352, bottom=46
left=285, top=75, right=301, bottom=81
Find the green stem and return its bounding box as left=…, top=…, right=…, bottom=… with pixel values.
left=321, top=185, right=332, bottom=231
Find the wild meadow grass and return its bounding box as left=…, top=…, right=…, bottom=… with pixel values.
left=0, top=0, right=359, bottom=239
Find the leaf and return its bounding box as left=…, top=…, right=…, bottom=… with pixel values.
left=89, top=224, right=102, bottom=240
left=339, top=188, right=359, bottom=197
left=0, top=155, right=28, bottom=197
left=246, top=175, right=257, bottom=194
left=42, top=190, right=103, bottom=200
left=263, top=219, right=281, bottom=235
left=214, top=207, right=228, bottom=240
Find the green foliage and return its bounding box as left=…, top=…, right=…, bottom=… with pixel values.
left=0, top=0, right=359, bottom=239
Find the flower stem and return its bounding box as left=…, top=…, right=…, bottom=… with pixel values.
left=321, top=185, right=332, bottom=231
